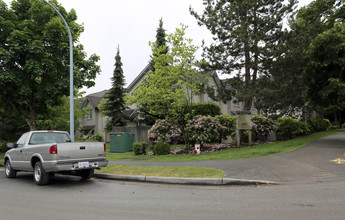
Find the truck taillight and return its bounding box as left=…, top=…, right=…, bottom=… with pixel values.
left=50, top=145, right=57, bottom=154
left=104, top=144, right=106, bottom=152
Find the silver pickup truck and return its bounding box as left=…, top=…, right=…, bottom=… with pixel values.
left=4, top=130, right=108, bottom=185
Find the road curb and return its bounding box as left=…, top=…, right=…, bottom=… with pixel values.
left=0, top=168, right=279, bottom=185
left=94, top=173, right=280, bottom=186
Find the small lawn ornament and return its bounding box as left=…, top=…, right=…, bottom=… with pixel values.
left=194, top=142, right=201, bottom=154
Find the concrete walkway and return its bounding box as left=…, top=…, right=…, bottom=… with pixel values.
left=96, top=132, right=345, bottom=185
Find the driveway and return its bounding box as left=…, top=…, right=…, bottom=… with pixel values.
left=110, top=132, right=345, bottom=183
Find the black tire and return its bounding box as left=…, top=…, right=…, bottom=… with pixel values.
left=80, top=169, right=94, bottom=180
left=34, top=161, right=50, bottom=185
left=5, top=160, right=17, bottom=178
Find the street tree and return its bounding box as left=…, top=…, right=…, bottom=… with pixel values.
left=190, top=0, right=297, bottom=111
left=99, top=46, right=127, bottom=132
left=0, top=0, right=100, bottom=130
left=127, top=24, right=207, bottom=125
left=304, top=22, right=345, bottom=122
left=35, top=91, right=90, bottom=132
left=255, top=0, right=344, bottom=119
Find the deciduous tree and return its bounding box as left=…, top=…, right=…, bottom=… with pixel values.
left=127, top=25, right=207, bottom=124
left=0, top=0, right=100, bottom=130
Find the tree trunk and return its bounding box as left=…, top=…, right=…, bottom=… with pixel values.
left=26, top=106, right=36, bottom=130
left=319, top=106, right=324, bottom=119
left=243, top=40, right=252, bottom=111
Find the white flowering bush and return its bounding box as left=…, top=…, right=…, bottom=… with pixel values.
left=185, top=116, right=222, bottom=145
left=251, top=114, right=276, bottom=142
left=147, top=119, right=183, bottom=144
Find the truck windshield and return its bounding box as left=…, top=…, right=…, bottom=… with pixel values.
left=29, top=132, right=71, bottom=145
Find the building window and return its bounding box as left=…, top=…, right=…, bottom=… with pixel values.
left=234, top=99, right=240, bottom=107
left=88, top=109, right=93, bottom=119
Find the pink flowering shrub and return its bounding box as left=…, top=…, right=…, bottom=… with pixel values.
left=147, top=119, right=183, bottom=144
left=185, top=115, right=222, bottom=145
left=215, top=114, right=236, bottom=140
left=251, top=114, right=276, bottom=142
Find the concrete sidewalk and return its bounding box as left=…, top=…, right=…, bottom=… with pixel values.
left=97, top=132, right=345, bottom=185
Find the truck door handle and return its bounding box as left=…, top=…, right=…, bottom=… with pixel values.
left=80, top=146, right=85, bottom=150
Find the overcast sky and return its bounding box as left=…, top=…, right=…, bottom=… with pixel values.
left=4, top=0, right=313, bottom=95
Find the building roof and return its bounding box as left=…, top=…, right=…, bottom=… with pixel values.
left=85, top=90, right=108, bottom=108
left=126, top=63, right=151, bottom=91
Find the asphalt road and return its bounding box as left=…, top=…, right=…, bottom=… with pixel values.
left=1, top=132, right=345, bottom=219
left=111, top=132, right=345, bottom=184
left=1, top=171, right=345, bottom=220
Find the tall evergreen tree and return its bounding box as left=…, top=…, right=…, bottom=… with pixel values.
left=136, top=18, right=169, bottom=125
left=190, top=0, right=297, bottom=111
left=258, top=0, right=344, bottom=119
left=149, top=18, right=168, bottom=72
left=302, top=0, right=345, bottom=122
left=100, top=46, right=127, bottom=131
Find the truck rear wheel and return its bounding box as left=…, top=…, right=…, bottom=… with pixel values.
left=5, top=160, right=17, bottom=178
left=34, top=161, right=50, bottom=185
left=80, top=169, right=94, bottom=180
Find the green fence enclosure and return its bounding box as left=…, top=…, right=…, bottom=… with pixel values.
left=109, top=133, right=135, bottom=153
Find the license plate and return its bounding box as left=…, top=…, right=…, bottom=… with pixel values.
left=78, top=162, right=89, bottom=168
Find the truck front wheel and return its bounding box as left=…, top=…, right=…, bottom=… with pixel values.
left=5, top=160, right=17, bottom=178
left=34, top=161, right=50, bottom=185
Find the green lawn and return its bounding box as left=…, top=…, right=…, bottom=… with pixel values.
left=96, top=164, right=224, bottom=178
left=106, top=130, right=342, bottom=162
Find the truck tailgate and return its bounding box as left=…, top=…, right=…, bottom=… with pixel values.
left=57, top=142, right=105, bottom=161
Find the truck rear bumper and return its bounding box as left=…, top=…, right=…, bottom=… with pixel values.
left=43, top=160, right=108, bottom=172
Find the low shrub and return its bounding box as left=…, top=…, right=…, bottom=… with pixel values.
left=191, top=102, right=221, bottom=117
left=153, top=142, right=171, bottom=155
left=147, top=120, right=183, bottom=144
left=342, top=123, right=345, bottom=129
left=307, top=118, right=331, bottom=132
left=251, top=114, right=277, bottom=142
left=277, top=117, right=310, bottom=139
left=185, top=115, right=222, bottom=145
left=0, top=142, right=9, bottom=153
left=133, top=142, right=148, bottom=155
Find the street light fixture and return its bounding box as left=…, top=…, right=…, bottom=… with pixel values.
left=42, top=0, right=74, bottom=141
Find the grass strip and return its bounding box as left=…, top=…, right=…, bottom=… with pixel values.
left=106, top=130, right=342, bottom=162
left=95, top=164, right=224, bottom=178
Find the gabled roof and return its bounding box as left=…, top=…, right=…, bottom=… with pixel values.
left=126, top=64, right=223, bottom=92
left=82, top=90, right=108, bottom=109
left=126, top=63, right=151, bottom=91
left=82, top=67, right=223, bottom=109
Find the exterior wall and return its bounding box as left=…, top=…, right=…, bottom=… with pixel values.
left=95, top=110, right=108, bottom=142
left=81, top=102, right=96, bottom=128
left=85, top=69, right=259, bottom=142
left=127, top=73, right=148, bottom=110
left=78, top=101, right=109, bottom=142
